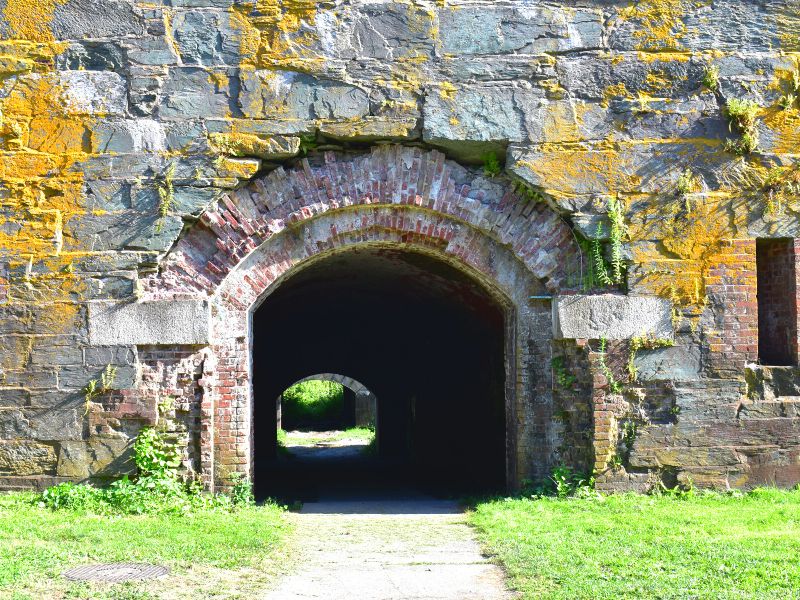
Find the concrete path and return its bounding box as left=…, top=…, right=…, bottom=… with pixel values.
left=264, top=494, right=514, bottom=600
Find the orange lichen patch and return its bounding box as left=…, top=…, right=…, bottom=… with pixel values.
left=637, top=51, right=691, bottom=64
left=602, top=82, right=631, bottom=107
left=516, top=142, right=642, bottom=199
left=618, top=0, right=706, bottom=51
left=630, top=195, right=738, bottom=310
left=763, top=106, right=800, bottom=155
left=2, top=0, right=67, bottom=43
left=0, top=332, right=32, bottom=371
left=775, top=6, right=800, bottom=51
left=645, top=70, right=672, bottom=91
left=230, top=0, right=324, bottom=73
left=539, top=101, right=594, bottom=143
left=0, top=42, right=95, bottom=331
left=438, top=81, right=457, bottom=101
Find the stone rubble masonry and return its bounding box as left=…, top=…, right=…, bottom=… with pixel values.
left=0, top=0, right=798, bottom=491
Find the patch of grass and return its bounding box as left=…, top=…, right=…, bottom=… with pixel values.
left=469, top=488, right=800, bottom=599
left=281, top=380, right=344, bottom=427
left=0, top=492, right=291, bottom=598
left=281, top=427, right=375, bottom=446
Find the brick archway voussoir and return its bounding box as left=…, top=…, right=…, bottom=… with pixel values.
left=142, top=146, right=580, bottom=302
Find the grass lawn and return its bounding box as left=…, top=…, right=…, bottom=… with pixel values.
left=0, top=492, right=292, bottom=599
left=282, top=427, right=375, bottom=446
left=469, top=488, right=800, bottom=599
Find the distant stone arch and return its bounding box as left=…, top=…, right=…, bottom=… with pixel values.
left=280, top=373, right=377, bottom=430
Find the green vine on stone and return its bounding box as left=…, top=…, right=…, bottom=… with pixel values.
left=607, top=196, right=627, bottom=286
left=598, top=337, right=623, bottom=394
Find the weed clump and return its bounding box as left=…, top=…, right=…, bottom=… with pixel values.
left=482, top=152, right=502, bottom=178
left=39, top=427, right=256, bottom=514
left=723, top=98, right=761, bottom=155
left=701, top=64, right=720, bottom=91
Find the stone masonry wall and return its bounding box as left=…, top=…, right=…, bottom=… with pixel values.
left=0, top=0, right=799, bottom=491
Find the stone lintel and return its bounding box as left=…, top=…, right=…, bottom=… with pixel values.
left=88, top=300, right=210, bottom=346
left=553, top=294, right=673, bottom=340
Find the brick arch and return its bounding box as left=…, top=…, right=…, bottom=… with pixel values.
left=142, top=145, right=581, bottom=301
left=294, top=373, right=373, bottom=396
left=140, top=145, right=579, bottom=491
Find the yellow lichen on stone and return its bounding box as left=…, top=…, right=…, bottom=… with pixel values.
left=230, top=0, right=324, bottom=73
left=618, top=0, right=706, bottom=51
left=602, top=82, right=631, bottom=107
left=629, top=194, right=743, bottom=311
left=439, top=81, right=457, bottom=101
left=516, top=142, right=642, bottom=200
left=0, top=38, right=93, bottom=329
left=2, top=0, right=67, bottom=43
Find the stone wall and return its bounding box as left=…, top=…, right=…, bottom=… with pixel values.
left=0, top=0, right=799, bottom=491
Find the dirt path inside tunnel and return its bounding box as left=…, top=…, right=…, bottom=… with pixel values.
left=263, top=432, right=515, bottom=599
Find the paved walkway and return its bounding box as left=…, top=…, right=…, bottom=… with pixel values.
left=264, top=495, right=514, bottom=600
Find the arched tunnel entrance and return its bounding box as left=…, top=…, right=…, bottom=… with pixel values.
left=252, top=246, right=510, bottom=501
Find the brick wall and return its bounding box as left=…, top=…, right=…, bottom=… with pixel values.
left=705, top=240, right=759, bottom=377
left=756, top=239, right=799, bottom=366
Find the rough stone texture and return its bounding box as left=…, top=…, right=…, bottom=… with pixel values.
left=0, top=0, right=797, bottom=492
left=0, top=440, right=57, bottom=476
left=57, top=438, right=133, bottom=480
left=88, top=300, right=210, bottom=345
left=554, top=295, right=673, bottom=340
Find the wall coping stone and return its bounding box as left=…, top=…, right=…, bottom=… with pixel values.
left=88, top=300, right=210, bottom=346
left=553, top=294, right=673, bottom=340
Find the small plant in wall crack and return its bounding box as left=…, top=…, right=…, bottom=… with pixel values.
left=606, top=196, right=627, bottom=286
left=627, top=334, right=675, bottom=382
left=589, top=197, right=628, bottom=289
left=83, top=364, right=117, bottom=415
left=551, top=356, right=576, bottom=390
left=762, top=164, right=800, bottom=215
left=156, top=162, right=176, bottom=232
left=298, top=132, right=318, bottom=156
left=723, top=98, right=761, bottom=155
left=701, top=64, right=720, bottom=92
left=482, top=152, right=502, bottom=178
left=512, top=179, right=545, bottom=204
left=779, top=69, right=800, bottom=110
left=590, top=225, right=612, bottom=287
left=598, top=337, right=623, bottom=394
left=676, top=168, right=701, bottom=211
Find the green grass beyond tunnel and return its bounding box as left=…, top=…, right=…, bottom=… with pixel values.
left=469, top=488, right=800, bottom=599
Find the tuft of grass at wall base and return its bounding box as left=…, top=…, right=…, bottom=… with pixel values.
left=469, top=488, right=800, bottom=599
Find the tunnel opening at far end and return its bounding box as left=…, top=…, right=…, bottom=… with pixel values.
left=251, top=246, right=510, bottom=502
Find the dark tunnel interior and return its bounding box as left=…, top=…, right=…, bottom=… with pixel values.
left=252, top=247, right=508, bottom=501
